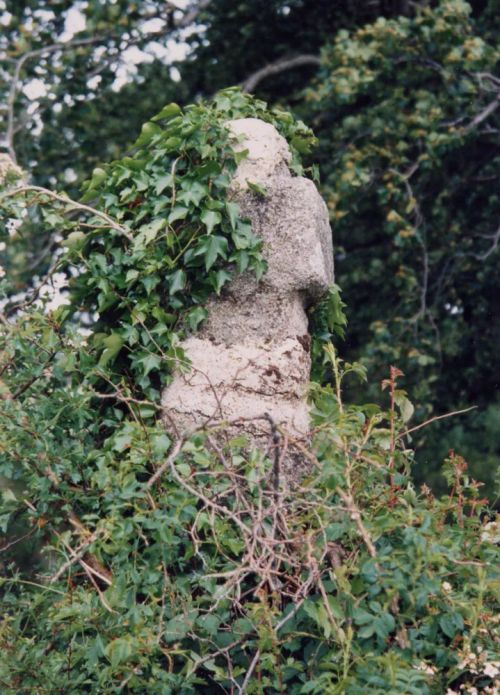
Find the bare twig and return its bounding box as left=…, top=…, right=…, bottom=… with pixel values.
left=472, top=71, right=500, bottom=87
left=145, top=436, right=185, bottom=489
left=264, top=412, right=281, bottom=502
left=336, top=487, right=377, bottom=559
left=240, top=648, right=261, bottom=694
left=473, top=224, right=500, bottom=261
left=241, top=54, right=321, bottom=93
left=464, top=94, right=500, bottom=131
left=49, top=531, right=102, bottom=584
left=398, top=405, right=477, bottom=440
left=0, top=527, right=36, bottom=554
left=89, top=387, right=162, bottom=411
left=0, top=185, right=133, bottom=241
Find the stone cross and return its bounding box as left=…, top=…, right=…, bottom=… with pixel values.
left=161, top=118, right=333, bottom=464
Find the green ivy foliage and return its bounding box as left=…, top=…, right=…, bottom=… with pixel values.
left=0, top=90, right=498, bottom=694
left=75, top=89, right=313, bottom=397
left=1, top=88, right=315, bottom=402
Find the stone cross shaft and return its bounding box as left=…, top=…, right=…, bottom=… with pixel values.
left=162, top=118, right=333, bottom=456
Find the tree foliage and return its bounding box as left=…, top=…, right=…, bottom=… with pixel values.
left=307, top=1, right=499, bottom=491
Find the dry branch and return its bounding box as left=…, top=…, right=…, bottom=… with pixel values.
left=241, top=54, right=321, bottom=93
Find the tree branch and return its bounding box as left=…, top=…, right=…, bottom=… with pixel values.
left=241, top=54, right=321, bottom=93
left=176, top=0, right=211, bottom=29
left=464, top=94, right=500, bottom=132
left=473, top=224, right=500, bottom=261
left=0, top=185, right=133, bottom=241
left=398, top=406, right=477, bottom=440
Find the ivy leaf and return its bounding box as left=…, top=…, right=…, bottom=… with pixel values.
left=62, top=231, right=86, bottom=253
left=88, top=167, right=107, bottom=189
left=439, top=614, right=463, bottom=639
left=200, top=235, right=228, bottom=271
left=253, top=257, right=267, bottom=281
left=233, top=147, right=249, bottom=164
left=135, top=121, right=162, bottom=147
left=395, top=393, right=414, bottom=423
left=151, top=102, right=181, bottom=121
left=133, top=171, right=150, bottom=191
left=232, top=221, right=254, bottom=249
left=112, top=424, right=134, bottom=452
left=125, top=269, right=139, bottom=284
left=235, top=250, right=249, bottom=273
left=225, top=201, right=240, bottom=230
left=291, top=135, right=314, bottom=154
left=177, top=181, right=208, bottom=208
left=186, top=306, right=208, bottom=331
left=169, top=269, right=186, bottom=295
left=141, top=274, right=160, bottom=295
left=325, top=284, right=347, bottom=338
left=246, top=180, right=267, bottom=197
left=151, top=433, right=171, bottom=457
left=98, top=333, right=124, bottom=367
left=201, top=209, right=222, bottom=234
left=168, top=206, right=188, bottom=224
left=2, top=488, right=16, bottom=503
left=0, top=513, right=11, bottom=533
left=155, top=173, right=173, bottom=195
left=105, top=637, right=133, bottom=668
left=210, top=269, right=232, bottom=294
left=136, top=353, right=161, bottom=377
left=133, top=218, right=167, bottom=251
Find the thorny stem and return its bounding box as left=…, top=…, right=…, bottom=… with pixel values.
left=326, top=343, right=344, bottom=413
left=384, top=365, right=402, bottom=502
left=398, top=405, right=477, bottom=439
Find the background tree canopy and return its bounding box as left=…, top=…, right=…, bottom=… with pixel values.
left=1, top=0, right=498, bottom=495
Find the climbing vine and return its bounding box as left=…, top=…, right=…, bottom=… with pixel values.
left=1, top=87, right=316, bottom=404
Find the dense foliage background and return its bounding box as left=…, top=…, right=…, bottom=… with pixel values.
left=0, top=1, right=499, bottom=693
left=1, top=0, right=498, bottom=493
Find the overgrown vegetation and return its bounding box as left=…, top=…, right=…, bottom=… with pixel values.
left=0, top=90, right=498, bottom=694
left=1, top=0, right=498, bottom=494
